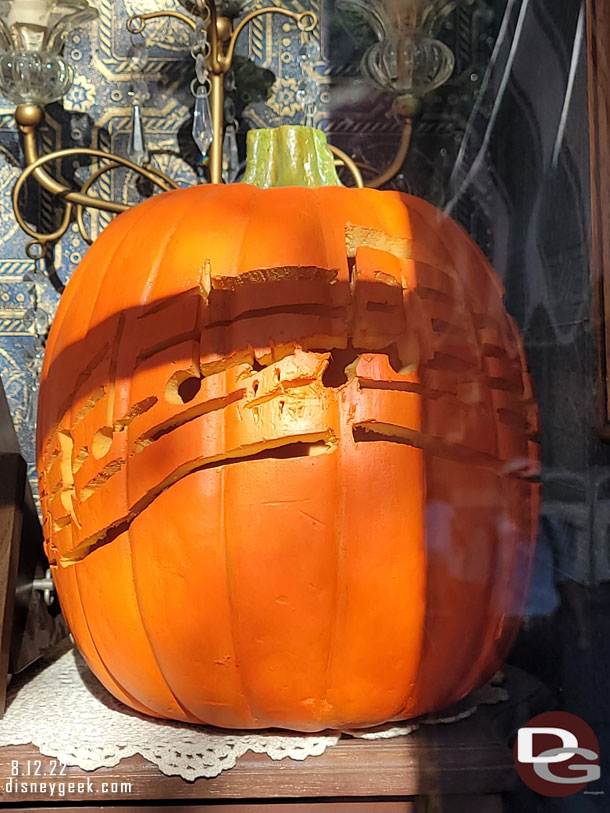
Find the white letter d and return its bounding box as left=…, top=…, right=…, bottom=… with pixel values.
left=518, top=727, right=578, bottom=764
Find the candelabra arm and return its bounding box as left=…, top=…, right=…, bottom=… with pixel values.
left=327, top=145, right=364, bottom=188
left=13, top=104, right=181, bottom=256
left=365, top=118, right=413, bottom=189
left=221, top=8, right=316, bottom=72
left=127, top=10, right=198, bottom=35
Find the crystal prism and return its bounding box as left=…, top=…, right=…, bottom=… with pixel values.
left=34, top=309, right=49, bottom=334
left=127, top=41, right=148, bottom=72
left=222, top=123, right=240, bottom=183
left=297, top=74, right=318, bottom=106
left=22, top=308, right=36, bottom=330
left=192, top=86, right=214, bottom=158
left=298, top=39, right=321, bottom=65
left=127, top=100, right=148, bottom=165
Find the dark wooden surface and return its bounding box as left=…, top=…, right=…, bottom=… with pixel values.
left=0, top=452, right=25, bottom=717
left=588, top=0, right=610, bottom=438
left=0, top=666, right=548, bottom=807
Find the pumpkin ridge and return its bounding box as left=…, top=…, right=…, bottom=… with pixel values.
left=138, top=192, right=195, bottom=305
left=220, top=373, right=257, bottom=727
left=318, top=354, right=342, bottom=723
left=73, top=194, right=234, bottom=723
left=104, top=215, right=221, bottom=720
left=126, top=523, right=201, bottom=722
left=70, top=562, right=164, bottom=718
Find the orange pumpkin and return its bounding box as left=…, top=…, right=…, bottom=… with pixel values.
left=37, top=126, right=539, bottom=730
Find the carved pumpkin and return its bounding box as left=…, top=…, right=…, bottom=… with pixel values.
left=38, top=127, right=539, bottom=731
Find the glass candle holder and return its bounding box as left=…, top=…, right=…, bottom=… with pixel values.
left=337, top=0, right=463, bottom=98
left=0, top=0, right=98, bottom=105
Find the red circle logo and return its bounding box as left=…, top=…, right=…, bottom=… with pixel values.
left=514, top=711, right=600, bottom=797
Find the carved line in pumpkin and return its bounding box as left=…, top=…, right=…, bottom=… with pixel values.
left=114, top=395, right=158, bottom=430
left=203, top=303, right=347, bottom=330
left=352, top=422, right=541, bottom=479
left=136, top=389, right=247, bottom=451
left=357, top=377, right=451, bottom=397
left=73, top=444, right=89, bottom=473
left=417, top=285, right=455, bottom=306
left=207, top=266, right=339, bottom=291
left=81, top=458, right=126, bottom=502
left=134, top=267, right=341, bottom=326
left=57, top=430, right=79, bottom=526
left=55, top=430, right=337, bottom=568
left=244, top=377, right=322, bottom=409
left=345, top=224, right=452, bottom=273
left=497, top=408, right=530, bottom=431
left=43, top=340, right=113, bottom=457
left=358, top=380, right=538, bottom=439
left=73, top=386, right=106, bottom=426
left=136, top=329, right=201, bottom=366
left=365, top=302, right=400, bottom=314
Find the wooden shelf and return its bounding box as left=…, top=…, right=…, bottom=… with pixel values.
left=0, top=666, right=549, bottom=809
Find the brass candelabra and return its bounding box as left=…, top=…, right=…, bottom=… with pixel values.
left=8, top=0, right=451, bottom=260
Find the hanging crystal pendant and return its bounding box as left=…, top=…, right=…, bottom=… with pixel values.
left=22, top=260, right=53, bottom=436
left=297, top=75, right=319, bottom=124
left=222, top=122, right=239, bottom=183
left=298, top=37, right=321, bottom=65
left=192, top=85, right=214, bottom=159
left=127, top=96, right=149, bottom=165
left=127, top=40, right=148, bottom=72
left=126, top=33, right=149, bottom=166
left=23, top=340, right=45, bottom=431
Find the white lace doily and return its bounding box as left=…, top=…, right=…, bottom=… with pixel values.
left=0, top=647, right=507, bottom=781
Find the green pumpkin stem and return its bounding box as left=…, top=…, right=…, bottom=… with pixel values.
left=242, top=125, right=342, bottom=188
